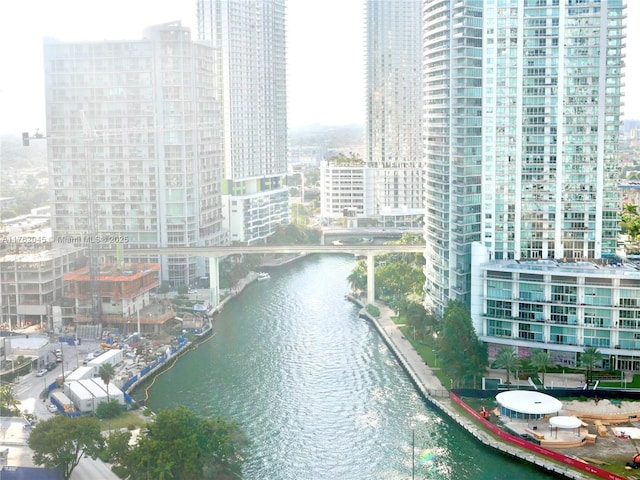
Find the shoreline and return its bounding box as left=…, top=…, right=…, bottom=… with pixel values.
left=127, top=254, right=310, bottom=401
left=348, top=295, right=597, bottom=480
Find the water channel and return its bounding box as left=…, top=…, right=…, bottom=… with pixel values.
left=142, top=254, right=552, bottom=479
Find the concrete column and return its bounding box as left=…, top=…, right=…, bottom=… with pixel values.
left=367, top=254, right=375, bottom=305
left=208, top=257, right=220, bottom=308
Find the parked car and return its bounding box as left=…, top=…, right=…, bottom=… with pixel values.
left=46, top=362, right=56, bottom=371
left=36, top=369, right=48, bottom=377
left=47, top=404, right=58, bottom=413
left=55, top=356, right=62, bottom=363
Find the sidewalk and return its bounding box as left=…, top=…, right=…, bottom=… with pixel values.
left=371, top=302, right=448, bottom=396
left=355, top=298, right=594, bottom=480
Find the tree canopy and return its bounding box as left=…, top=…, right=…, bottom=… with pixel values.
left=28, top=415, right=104, bottom=480
left=437, top=301, right=488, bottom=388
left=98, top=362, right=116, bottom=402
left=493, top=347, right=520, bottom=385
left=120, top=406, right=245, bottom=480
left=347, top=232, right=426, bottom=316
left=580, top=346, right=603, bottom=385
left=530, top=349, right=554, bottom=387
left=0, top=384, right=21, bottom=416
left=621, top=203, right=640, bottom=241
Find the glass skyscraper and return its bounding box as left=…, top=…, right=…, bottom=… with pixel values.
left=425, top=0, right=625, bottom=316
left=366, top=0, right=424, bottom=227
left=197, top=0, right=289, bottom=244
left=366, top=0, right=424, bottom=228
left=43, top=22, right=226, bottom=286
left=423, top=0, right=484, bottom=313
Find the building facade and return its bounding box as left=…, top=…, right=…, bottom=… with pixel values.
left=471, top=245, right=640, bottom=371
left=366, top=0, right=424, bottom=227
left=63, top=262, right=173, bottom=335
left=423, top=0, right=484, bottom=313
left=319, top=160, right=375, bottom=220
left=43, top=22, right=226, bottom=287
left=197, top=0, right=289, bottom=244
left=0, top=245, right=84, bottom=330
left=424, top=0, right=626, bottom=322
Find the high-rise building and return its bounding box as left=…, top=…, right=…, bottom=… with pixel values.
left=366, top=0, right=424, bottom=228
left=197, top=0, right=289, bottom=244
left=424, top=0, right=625, bottom=317
left=423, top=0, right=484, bottom=313
left=43, top=22, right=226, bottom=287
left=423, top=0, right=631, bottom=368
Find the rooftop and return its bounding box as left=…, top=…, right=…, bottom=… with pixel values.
left=482, top=257, right=640, bottom=278
left=64, top=263, right=160, bottom=282
left=0, top=244, right=82, bottom=263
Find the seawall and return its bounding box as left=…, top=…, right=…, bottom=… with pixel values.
left=348, top=295, right=599, bottom=480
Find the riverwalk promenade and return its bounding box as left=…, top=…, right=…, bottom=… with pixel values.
left=351, top=297, right=597, bottom=480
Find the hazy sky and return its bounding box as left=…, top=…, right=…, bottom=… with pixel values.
left=0, top=0, right=365, bottom=134
left=0, top=1, right=637, bottom=135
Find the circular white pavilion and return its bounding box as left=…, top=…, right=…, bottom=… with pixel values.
left=496, top=391, right=563, bottom=420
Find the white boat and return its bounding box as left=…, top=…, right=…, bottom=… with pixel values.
left=257, top=272, right=271, bottom=281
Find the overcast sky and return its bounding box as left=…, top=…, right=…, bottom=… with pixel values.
left=0, top=1, right=637, bottom=135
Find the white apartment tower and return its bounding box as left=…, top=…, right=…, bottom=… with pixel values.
left=43, top=22, right=226, bottom=287
left=197, top=0, right=289, bottom=243
left=366, top=0, right=424, bottom=228
left=424, top=0, right=625, bottom=316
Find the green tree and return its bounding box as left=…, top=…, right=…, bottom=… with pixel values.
left=530, top=349, right=554, bottom=387
left=325, top=152, right=363, bottom=166
left=0, top=384, right=21, bottom=416
left=123, top=406, right=245, bottom=480
left=437, top=301, right=488, bottom=388
left=381, top=233, right=426, bottom=265
left=621, top=203, right=640, bottom=240
left=105, top=429, right=132, bottom=467
left=580, top=346, right=602, bottom=385
left=375, top=262, right=425, bottom=301
left=405, top=301, right=428, bottom=340
left=462, top=341, right=489, bottom=389
left=347, top=260, right=367, bottom=293
left=493, top=347, right=520, bottom=386
left=95, top=399, right=123, bottom=420
left=98, top=362, right=116, bottom=402
left=28, top=415, right=104, bottom=480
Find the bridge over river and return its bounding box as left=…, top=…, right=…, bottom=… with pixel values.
left=121, top=242, right=426, bottom=307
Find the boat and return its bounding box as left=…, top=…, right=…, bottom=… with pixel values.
left=257, top=272, right=271, bottom=281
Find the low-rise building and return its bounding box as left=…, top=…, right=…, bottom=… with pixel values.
left=2, top=334, right=54, bottom=371
left=0, top=245, right=84, bottom=330
left=320, top=160, right=375, bottom=223
left=64, top=263, right=173, bottom=334
left=471, top=242, right=640, bottom=371
left=64, top=377, right=125, bottom=414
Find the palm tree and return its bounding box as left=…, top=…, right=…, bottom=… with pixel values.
left=530, top=349, right=554, bottom=387
left=346, top=261, right=367, bottom=294
left=580, top=346, right=602, bottom=386
left=493, top=347, right=520, bottom=386
left=99, top=362, right=116, bottom=402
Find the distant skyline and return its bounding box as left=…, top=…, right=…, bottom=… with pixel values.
left=0, top=1, right=638, bottom=135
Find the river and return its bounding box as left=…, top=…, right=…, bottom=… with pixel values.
left=142, top=254, right=551, bottom=479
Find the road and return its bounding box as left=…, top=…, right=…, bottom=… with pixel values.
left=6, top=337, right=119, bottom=479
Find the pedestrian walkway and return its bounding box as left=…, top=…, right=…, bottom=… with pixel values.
left=372, top=302, right=448, bottom=395
left=352, top=298, right=596, bottom=480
